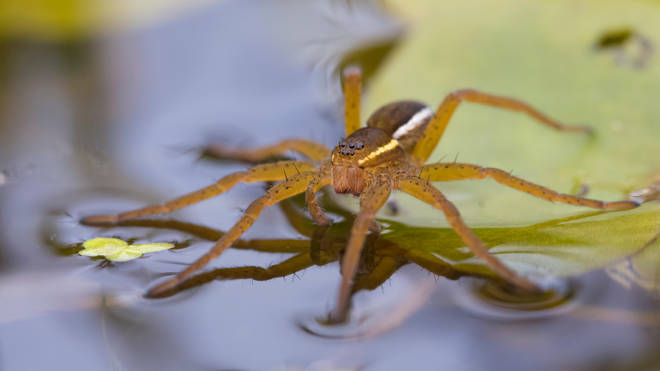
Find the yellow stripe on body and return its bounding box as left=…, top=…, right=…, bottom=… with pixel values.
left=357, top=139, right=400, bottom=166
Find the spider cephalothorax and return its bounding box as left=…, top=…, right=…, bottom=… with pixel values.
left=82, top=66, right=640, bottom=322
left=331, top=101, right=434, bottom=196
left=332, top=127, right=403, bottom=195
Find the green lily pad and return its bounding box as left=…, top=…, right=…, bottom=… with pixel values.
left=355, top=0, right=660, bottom=226
left=79, top=237, right=174, bottom=262
left=381, top=204, right=660, bottom=280
left=329, top=0, right=660, bottom=291
left=606, top=230, right=660, bottom=294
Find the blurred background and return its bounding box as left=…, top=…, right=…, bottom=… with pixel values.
left=1, top=0, right=660, bottom=370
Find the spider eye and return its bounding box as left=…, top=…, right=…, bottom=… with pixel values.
left=356, top=142, right=364, bottom=149
left=349, top=143, right=355, bottom=149
left=339, top=143, right=346, bottom=148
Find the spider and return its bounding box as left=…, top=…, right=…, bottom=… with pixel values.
left=82, top=66, right=640, bottom=322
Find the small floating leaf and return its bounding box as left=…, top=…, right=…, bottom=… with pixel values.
left=79, top=238, right=127, bottom=257
left=78, top=237, right=174, bottom=262
left=130, top=243, right=177, bottom=253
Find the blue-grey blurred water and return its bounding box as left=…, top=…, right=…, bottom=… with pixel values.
left=1, top=1, right=659, bottom=370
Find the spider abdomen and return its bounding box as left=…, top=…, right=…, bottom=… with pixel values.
left=366, top=100, right=433, bottom=152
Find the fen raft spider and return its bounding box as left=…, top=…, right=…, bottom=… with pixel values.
left=82, top=66, right=639, bottom=322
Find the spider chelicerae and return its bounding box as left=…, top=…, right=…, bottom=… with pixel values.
left=82, top=66, right=639, bottom=322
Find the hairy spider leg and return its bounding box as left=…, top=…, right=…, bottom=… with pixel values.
left=413, top=89, right=593, bottom=163
left=419, top=163, right=640, bottom=209
left=305, top=168, right=333, bottom=226
left=81, top=160, right=316, bottom=224
left=148, top=171, right=318, bottom=296
left=206, top=139, right=330, bottom=162
left=332, top=176, right=392, bottom=322
left=397, top=176, right=539, bottom=292
left=343, top=66, right=362, bottom=136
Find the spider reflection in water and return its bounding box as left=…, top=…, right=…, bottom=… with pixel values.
left=92, top=196, right=463, bottom=299
left=82, top=66, right=638, bottom=322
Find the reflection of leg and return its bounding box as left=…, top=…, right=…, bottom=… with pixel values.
left=419, top=163, right=639, bottom=209
left=332, top=178, right=391, bottom=322
left=148, top=172, right=317, bottom=296
left=413, top=89, right=592, bottom=162
left=206, top=253, right=314, bottom=281
left=405, top=250, right=461, bottom=281
left=398, top=176, right=539, bottom=292
left=352, top=256, right=405, bottom=292
left=206, top=139, right=330, bottom=162
left=153, top=253, right=314, bottom=297
left=310, top=224, right=336, bottom=266
left=81, top=161, right=315, bottom=224
left=108, top=218, right=309, bottom=253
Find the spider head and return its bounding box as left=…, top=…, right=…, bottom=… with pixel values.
left=331, top=127, right=404, bottom=195
left=332, top=127, right=403, bottom=168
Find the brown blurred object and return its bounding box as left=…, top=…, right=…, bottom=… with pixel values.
left=0, top=0, right=216, bottom=41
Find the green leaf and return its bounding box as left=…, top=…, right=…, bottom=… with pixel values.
left=336, top=0, right=660, bottom=291
left=79, top=237, right=127, bottom=257
left=382, top=204, right=660, bottom=280
left=78, top=237, right=174, bottom=262
left=131, top=243, right=177, bottom=253
left=358, top=0, right=660, bottom=225
left=105, top=247, right=144, bottom=262
left=606, top=231, right=660, bottom=293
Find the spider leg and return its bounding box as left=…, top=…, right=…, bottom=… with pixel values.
left=343, top=66, right=362, bottom=136
left=413, top=89, right=593, bottom=163
left=419, top=163, right=640, bottom=209
left=206, top=139, right=330, bottom=162
left=148, top=171, right=318, bottom=296
left=332, top=176, right=391, bottom=322
left=81, top=160, right=316, bottom=224
left=305, top=163, right=333, bottom=225
left=397, top=176, right=539, bottom=292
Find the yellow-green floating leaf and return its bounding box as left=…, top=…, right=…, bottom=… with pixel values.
left=78, top=237, right=174, bottom=262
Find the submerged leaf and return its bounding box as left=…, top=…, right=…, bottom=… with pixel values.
left=606, top=229, right=660, bottom=294
left=78, top=237, right=173, bottom=262
left=383, top=204, right=660, bottom=280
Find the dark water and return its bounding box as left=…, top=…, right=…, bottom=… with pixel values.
left=1, top=1, right=659, bottom=370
